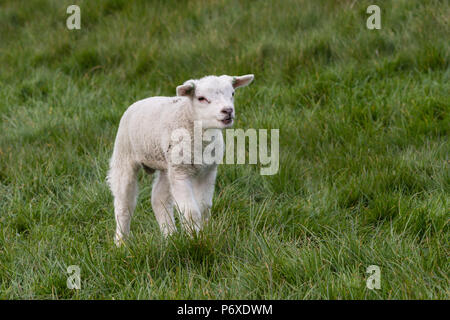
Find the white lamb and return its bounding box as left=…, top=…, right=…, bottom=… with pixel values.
left=107, top=74, right=254, bottom=245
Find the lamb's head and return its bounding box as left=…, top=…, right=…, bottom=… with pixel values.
left=176, top=74, right=254, bottom=129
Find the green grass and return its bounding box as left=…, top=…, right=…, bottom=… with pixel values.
left=0, top=0, right=449, bottom=299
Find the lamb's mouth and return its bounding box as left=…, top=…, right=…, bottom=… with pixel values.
left=221, top=116, right=234, bottom=125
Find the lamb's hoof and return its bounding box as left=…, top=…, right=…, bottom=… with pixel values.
left=183, top=223, right=202, bottom=239
left=114, top=234, right=126, bottom=247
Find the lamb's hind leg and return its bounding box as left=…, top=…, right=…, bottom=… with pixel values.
left=107, top=161, right=139, bottom=246
left=151, top=170, right=176, bottom=237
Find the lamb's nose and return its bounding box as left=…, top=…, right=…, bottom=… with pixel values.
left=221, top=107, right=233, bottom=115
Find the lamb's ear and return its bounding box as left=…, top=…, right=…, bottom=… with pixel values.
left=176, top=81, right=195, bottom=97
left=232, top=74, right=254, bottom=89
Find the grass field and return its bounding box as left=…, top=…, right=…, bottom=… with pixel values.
left=0, top=0, right=448, bottom=299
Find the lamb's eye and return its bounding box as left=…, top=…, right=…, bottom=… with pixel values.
left=198, top=96, right=207, bottom=102
left=232, top=92, right=235, bottom=97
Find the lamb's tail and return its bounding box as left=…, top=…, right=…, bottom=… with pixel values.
left=106, top=115, right=134, bottom=192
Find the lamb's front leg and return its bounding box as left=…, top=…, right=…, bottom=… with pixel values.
left=151, top=170, right=176, bottom=237
left=168, top=171, right=202, bottom=234
left=192, top=166, right=217, bottom=223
